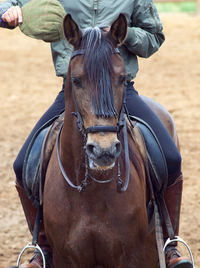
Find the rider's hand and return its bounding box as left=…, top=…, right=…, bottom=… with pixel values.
left=2, top=6, right=22, bottom=27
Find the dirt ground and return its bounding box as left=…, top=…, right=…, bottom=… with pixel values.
left=0, top=13, right=199, bottom=267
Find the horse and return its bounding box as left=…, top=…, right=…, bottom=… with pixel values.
left=43, top=14, right=178, bottom=268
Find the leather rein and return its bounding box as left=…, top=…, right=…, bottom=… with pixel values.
left=56, top=48, right=130, bottom=192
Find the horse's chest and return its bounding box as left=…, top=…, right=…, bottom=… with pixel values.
left=44, top=171, right=149, bottom=266
left=65, top=216, right=128, bottom=265
left=63, top=203, right=147, bottom=266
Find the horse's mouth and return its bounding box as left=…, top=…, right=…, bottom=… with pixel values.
left=88, top=158, right=115, bottom=171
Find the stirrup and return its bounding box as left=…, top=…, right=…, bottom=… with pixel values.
left=163, top=236, right=195, bottom=268
left=10, top=242, right=46, bottom=268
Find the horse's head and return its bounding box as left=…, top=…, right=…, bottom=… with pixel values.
left=63, top=14, right=127, bottom=171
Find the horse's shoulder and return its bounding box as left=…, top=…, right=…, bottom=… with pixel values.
left=140, top=95, right=179, bottom=147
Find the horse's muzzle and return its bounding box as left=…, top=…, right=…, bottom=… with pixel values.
left=86, top=140, right=121, bottom=170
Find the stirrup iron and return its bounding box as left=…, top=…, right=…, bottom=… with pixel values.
left=163, top=236, right=195, bottom=268
left=10, top=243, right=46, bottom=268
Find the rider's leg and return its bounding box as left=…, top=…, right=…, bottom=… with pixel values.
left=125, top=81, right=181, bottom=185
left=16, top=181, right=53, bottom=268
left=13, top=85, right=65, bottom=182
left=164, top=174, right=192, bottom=268
left=126, top=82, right=192, bottom=268
left=14, top=83, right=65, bottom=268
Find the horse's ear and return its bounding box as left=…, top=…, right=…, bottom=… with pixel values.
left=63, top=14, right=82, bottom=48
left=110, top=14, right=127, bottom=46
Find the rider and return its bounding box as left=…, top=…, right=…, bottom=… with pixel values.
left=0, top=1, right=192, bottom=267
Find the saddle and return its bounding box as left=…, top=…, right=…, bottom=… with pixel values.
left=22, top=113, right=64, bottom=207
left=22, top=113, right=168, bottom=207
left=128, top=115, right=168, bottom=193
left=127, top=116, right=169, bottom=229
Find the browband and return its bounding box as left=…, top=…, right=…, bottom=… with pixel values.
left=71, top=48, right=120, bottom=59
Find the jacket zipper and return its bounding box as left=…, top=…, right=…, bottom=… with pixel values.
left=93, top=0, right=98, bottom=27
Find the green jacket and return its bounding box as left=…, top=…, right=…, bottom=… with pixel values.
left=0, top=0, right=165, bottom=80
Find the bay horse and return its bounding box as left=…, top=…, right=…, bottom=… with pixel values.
left=43, top=14, right=178, bottom=268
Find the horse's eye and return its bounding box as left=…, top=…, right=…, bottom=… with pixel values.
left=119, top=76, right=126, bottom=85
left=71, top=77, right=82, bottom=88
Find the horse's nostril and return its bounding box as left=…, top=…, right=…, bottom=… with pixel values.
left=115, top=141, right=121, bottom=155
left=86, top=144, right=95, bottom=155
left=86, top=141, right=121, bottom=158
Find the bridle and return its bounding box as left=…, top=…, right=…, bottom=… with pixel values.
left=56, top=48, right=130, bottom=192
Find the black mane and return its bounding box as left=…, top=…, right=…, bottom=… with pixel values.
left=81, top=27, right=117, bottom=118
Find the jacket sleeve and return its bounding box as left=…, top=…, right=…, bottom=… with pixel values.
left=124, top=0, right=165, bottom=58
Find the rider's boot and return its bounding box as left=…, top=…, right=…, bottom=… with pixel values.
left=16, top=181, right=52, bottom=268
left=164, top=173, right=193, bottom=268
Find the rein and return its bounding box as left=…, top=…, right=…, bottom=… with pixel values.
left=56, top=48, right=130, bottom=192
